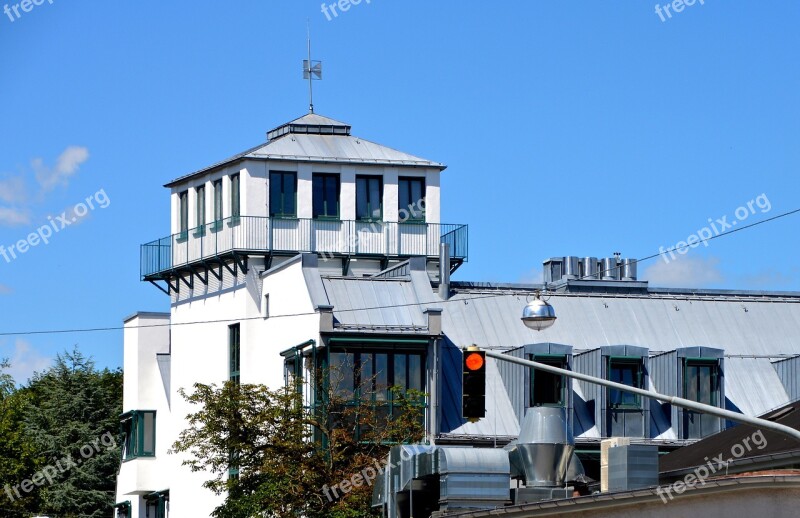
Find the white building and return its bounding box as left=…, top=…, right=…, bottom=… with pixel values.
left=115, top=113, right=800, bottom=518
left=115, top=113, right=467, bottom=517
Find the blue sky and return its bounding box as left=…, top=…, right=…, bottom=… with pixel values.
left=1, top=1, right=798, bottom=382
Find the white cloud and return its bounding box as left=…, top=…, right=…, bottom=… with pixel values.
left=0, top=339, right=52, bottom=384
left=0, top=206, right=31, bottom=227
left=33, top=146, right=90, bottom=191
left=643, top=256, right=725, bottom=288
left=737, top=269, right=794, bottom=290
left=0, top=284, right=11, bottom=294
left=0, top=176, right=26, bottom=204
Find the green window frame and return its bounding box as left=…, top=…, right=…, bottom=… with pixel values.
left=195, top=185, right=206, bottom=237
left=322, top=345, right=426, bottom=442
left=607, top=357, right=644, bottom=408
left=269, top=171, right=298, bottom=218
left=398, top=177, right=425, bottom=222
left=312, top=173, right=340, bottom=219
left=120, top=410, right=156, bottom=460
left=212, top=179, right=223, bottom=231
left=356, top=175, right=383, bottom=221
left=114, top=501, right=131, bottom=518
left=145, top=491, right=169, bottom=518
left=529, top=354, right=567, bottom=407
left=230, top=173, right=241, bottom=222
left=229, top=324, right=240, bottom=386
left=683, top=358, right=720, bottom=406
left=178, top=190, right=189, bottom=239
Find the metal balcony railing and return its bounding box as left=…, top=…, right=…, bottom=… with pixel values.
left=140, top=216, right=468, bottom=280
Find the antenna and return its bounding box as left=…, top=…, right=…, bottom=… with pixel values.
left=303, top=21, right=322, bottom=114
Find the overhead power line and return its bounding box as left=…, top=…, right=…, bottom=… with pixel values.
left=0, top=206, right=798, bottom=338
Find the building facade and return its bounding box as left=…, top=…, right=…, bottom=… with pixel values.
left=115, top=113, right=800, bottom=518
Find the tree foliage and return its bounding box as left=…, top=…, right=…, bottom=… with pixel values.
left=0, top=348, right=123, bottom=518
left=173, top=371, right=426, bottom=518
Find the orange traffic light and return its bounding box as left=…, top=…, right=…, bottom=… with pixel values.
left=465, top=352, right=485, bottom=371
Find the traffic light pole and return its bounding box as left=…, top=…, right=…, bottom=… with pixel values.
left=483, top=349, right=800, bottom=442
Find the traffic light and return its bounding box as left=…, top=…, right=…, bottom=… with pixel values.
left=462, top=349, right=486, bottom=420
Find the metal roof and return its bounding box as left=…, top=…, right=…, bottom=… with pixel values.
left=300, top=262, right=800, bottom=440
left=165, top=113, right=445, bottom=187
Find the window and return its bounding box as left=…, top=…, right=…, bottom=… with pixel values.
left=115, top=502, right=131, bottom=518
left=195, top=185, right=206, bottom=235
left=145, top=491, right=169, bottom=518
left=530, top=355, right=566, bottom=406
left=230, top=173, right=240, bottom=221
left=229, top=324, right=240, bottom=386
left=312, top=173, right=340, bottom=219
left=684, top=360, right=719, bottom=406
left=270, top=171, right=297, bottom=218
left=213, top=179, right=223, bottom=230
left=398, top=177, right=425, bottom=222
left=608, top=358, right=643, bottom=408
left=356, top=176, right=383, bottom=220
left=121, top=410, right=156, bottom=460
left=327, top=349, right=425, bottom=405
left=178, top=191, right=188, bottom=237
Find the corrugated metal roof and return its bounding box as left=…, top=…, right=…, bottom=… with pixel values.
left=165, top=113, right=444, bottom=187
left=302, top=268, right=800, bottom=440
left=320, top=276, right=429, bottom=331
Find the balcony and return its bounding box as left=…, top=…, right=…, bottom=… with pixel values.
left=140, top=216, right=468, bottom=280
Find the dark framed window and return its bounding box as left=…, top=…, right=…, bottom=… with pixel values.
left=270, top=171, right=297, bottom=218
left=195, top=185, right=206, bottom=235
left=121, top=410, right=156, bottom=460
left=213, top=179, right=223, bottom=230
left=229, top=324, right=240, bottom=386
left=114, top=502, right=131, bottom=518
left=230, top=173, right=241, bottom=220
left=530, top=355, right=566, bottom=407
left=145, top=491, right=169, bottom=518
left=684, top=359, right=720, bottom=406
left=608, top=358, right=643, bottom=408
left=356, top=176, right=383, bottom=221
left=178, top=191, right=188, bottom=237
left=398, top=177, right=425, bottom=222
left=312, top=173, right=340, bottom=219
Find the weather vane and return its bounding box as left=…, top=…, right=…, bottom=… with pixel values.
left=303, top=22, right=322, bottom=114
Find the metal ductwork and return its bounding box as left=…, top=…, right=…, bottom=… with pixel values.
left=508, top=407, right=575, bottom=488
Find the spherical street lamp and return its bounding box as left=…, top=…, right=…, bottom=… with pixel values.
left=521, top=294, right=557, bottom=331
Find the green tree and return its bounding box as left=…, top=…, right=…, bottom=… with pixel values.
left=173, top=373, right=425, bottom=518
left=0, top=359, right=41, bottom=517
left=23, top=348, right=123, bottom=518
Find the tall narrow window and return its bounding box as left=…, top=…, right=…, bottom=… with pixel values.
left=356, top=176, right=383, bottom=220
left=213, top=179, right=223, bottom=230
left=230, top=173, right=240, bottom=220
left=313, top=174, right=340, bottom=219
left=229, top=324, right=240, bottom=386
left=196, top=185, right=206, bottom=234
left=608, top=358, right=643, bottom=408
left=398, top=177, right=425, bottom=222
left=178, top=191, right=188, bottom=237
left=530, top=356, right=566, bottom=406
left=270, top=171, right=297, bottom=218
left=685, top=360, right=719, bottom=406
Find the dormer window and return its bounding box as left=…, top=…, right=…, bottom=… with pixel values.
left=269, top=171, right=297, bottom=218
left=313, top=173, right=340, bottom=220
left=399, top=177, right=425, bottom=222
left=356, top=176, right=383, bottom=221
